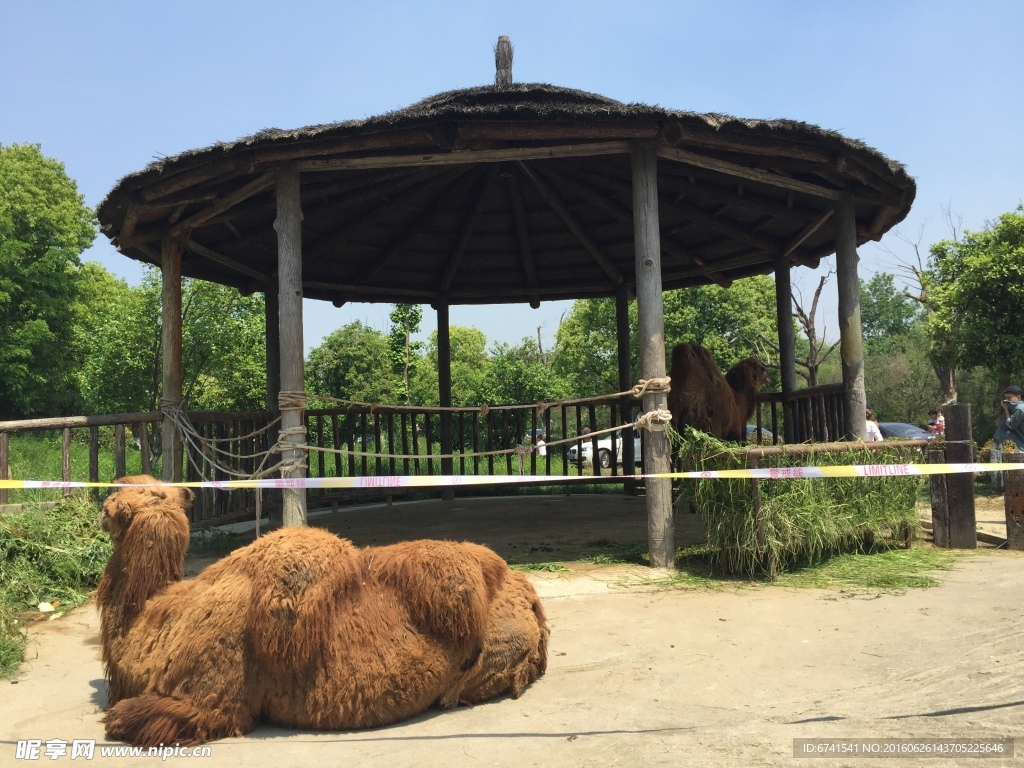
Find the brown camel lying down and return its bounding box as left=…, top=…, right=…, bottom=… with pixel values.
left=97, top=476, right=548, bottom=747
left=667, top=343, right=770, bottom=442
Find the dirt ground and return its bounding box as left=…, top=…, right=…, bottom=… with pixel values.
left=3, top=494, right=1022, bottom=767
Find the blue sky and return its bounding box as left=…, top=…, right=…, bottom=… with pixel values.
left=3, top=1, right=1021, bottom=352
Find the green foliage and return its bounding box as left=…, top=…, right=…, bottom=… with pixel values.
left=676, top=429, right=922, bottom=578
left=387, top=304, right=423, bottom=404
left=307, top=321, right=399, bottom=405
left=0, top=494, right=112, bottom=677
left=859, top=272, right=922, bottom=344
left=484, top=337, right=571, bottom=405
left=927, top=208, right=1024, bottom=381
left=75, top=267, right=267, bottom=414
left=0, top=144, right=97, bottom=418
left=863, top=328, right=942, bottom=424
left=552, top=276, right=781, bottom=398
left=410, top=325, right=490, bottom=406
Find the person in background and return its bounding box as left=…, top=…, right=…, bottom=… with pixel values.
left=927, top=409, right=946, bottom=435
left=865, top=407, right=883, bottom=442
left=994, top=385, right=1024, bottom=449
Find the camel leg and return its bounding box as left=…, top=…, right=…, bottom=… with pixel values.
left=103, top=694, right=252, bottom=748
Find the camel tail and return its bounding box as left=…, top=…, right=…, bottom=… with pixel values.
left=104, top=694, right=248, bottom=748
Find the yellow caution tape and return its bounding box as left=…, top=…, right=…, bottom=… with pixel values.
left=0, top=463, right=1021, bottom=490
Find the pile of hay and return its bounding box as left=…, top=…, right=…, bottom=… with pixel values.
left=0, top=494, right=111, bottom=676
left=675, top=429, right=922, bottom=578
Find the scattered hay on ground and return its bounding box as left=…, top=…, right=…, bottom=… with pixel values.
left=0, top=493, right=111, bottom=677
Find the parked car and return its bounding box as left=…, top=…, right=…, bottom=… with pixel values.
left=878, top=422, right=936, bottom=441
left=745, top=425, right=778, bottom=444
left=567, top=429, right=643, bottom=468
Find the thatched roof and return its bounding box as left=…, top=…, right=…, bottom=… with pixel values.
left=97, top=83, right=915, bottom=306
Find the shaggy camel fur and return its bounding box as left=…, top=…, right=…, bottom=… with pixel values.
left=97, top=477, right=548, bottom=747
left=667, top=343, right=770, bottom=442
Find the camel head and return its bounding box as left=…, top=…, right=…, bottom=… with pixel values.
left=101, top=476, right=194, bottom=545
left=725, top=357, right=770, bottom=395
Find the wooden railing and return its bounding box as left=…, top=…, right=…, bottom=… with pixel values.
left=0, top=385, right=851, bottom=524
left=753, top=383, right=846, bottom=444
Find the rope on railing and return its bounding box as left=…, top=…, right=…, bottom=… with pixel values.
left=308, top=376, right=672, bottom=416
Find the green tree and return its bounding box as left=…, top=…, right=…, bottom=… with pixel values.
left=388, top=304, right=423, bottom=404
left=484, top=338, right=570, bottom=405
left=410, top=325, right=490, bottom=406
left=306, top=322, right=398, bottom=405
left=0, top=144, right=96, bottom=418
left=76, top=268, right=267, bottom=415
left=928, top=208, right=1024, bottom=389
left=860, top=272, right=921, bottom=345
left=552, top=275, right=781, bottom=398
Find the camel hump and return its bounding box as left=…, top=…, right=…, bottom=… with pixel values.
left=243, top=528, right=361, bottom=671
left=368, top=540, right=507, bottom=657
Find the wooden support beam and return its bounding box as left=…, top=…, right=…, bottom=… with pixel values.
left=657, top=145, right=843, bottom=200
left=457, top=121, right=660, bottom=142
left=295, top=141, right=631, bottom=172
left=774, top=256, right=798, bottom=444
left=631, top=140, right=674, bottom=570
left=781, top=208, right=834, bottom=262
left=170, top=172, right=275, bottom=237
left=507, top=166, right=541, bottom=308
left=264, top=274, right=280, bottom=414
left=139, top=156, right=252, bottom=203
left=120, top=196, right=141, bottom=240
left=160, top=234, right=184, bottom=482
left=348, top=169, right=477, bottom=287
left=185, top=239, right=268, bottom=282
left=616, top=286, right=636, bottom=495
left=661, top=121, right=835, bottom=164
left=663, top=196, right=784, bottom=255
left=307, top=169, right=459, bottom=263
left=274, top=168, right=307, bottom=527
left=437, top=304, right=454, bottom=501
left=438, top=167, right=495, bottom=296
left=834, top=191, right=865, bottom=440
left=516, top=161, right=624, bottom=286
left=305, top=280, right=434, bottom=301
left=253, top=129, right=439, bottom=163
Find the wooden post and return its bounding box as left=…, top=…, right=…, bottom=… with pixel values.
left=495, top=36, right=513, bottom=88
left=833, top=192, right=866, bottom=440
left=942, top=404, right=976, bottom=548
left=275, top=167, right=307, bottom=527
left=437, top=303, right=454, bottom=501
left=161, top=233, right=184, bottom=482
left=61, top=427, right=71, bottom=496
left=774, top=256, right=798, bottom=444
left=928, top=449, right=949, bottom=548
left=616, top=286, right=636, bottom=495
left=0, top=432, right=7, bottom=505
left=265, top=274, right=281, bottom=414
left=631, top=140, right=674, bottom=570
left=1003, top=451, right=1024, bottom=551
left=114, top=424, right=126, bottom=479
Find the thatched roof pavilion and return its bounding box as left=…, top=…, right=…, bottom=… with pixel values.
left=96, top=38, right=915, bottom=567
left=98, top=84, right=913, bottom=305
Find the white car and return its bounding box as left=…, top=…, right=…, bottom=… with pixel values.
left=567, top=429, right=643, bottom=468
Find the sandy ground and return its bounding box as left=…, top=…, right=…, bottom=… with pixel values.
left=3, top=494, right=1022, bottom=767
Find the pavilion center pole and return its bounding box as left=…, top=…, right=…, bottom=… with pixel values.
left=615, top=286, right=636, bottom=495
left=631, top=140, right=674, bottom=570
left=160, top=234, right=184, bottom=482
left=834, top=191, right=866, bottom=440
left=774, top=257, right=798, bottom=443
left=437, top=303, right=454, bottom=501
left=264, top=273, right=281, bottom=414
left=274, top=168, right=308, bottom=526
